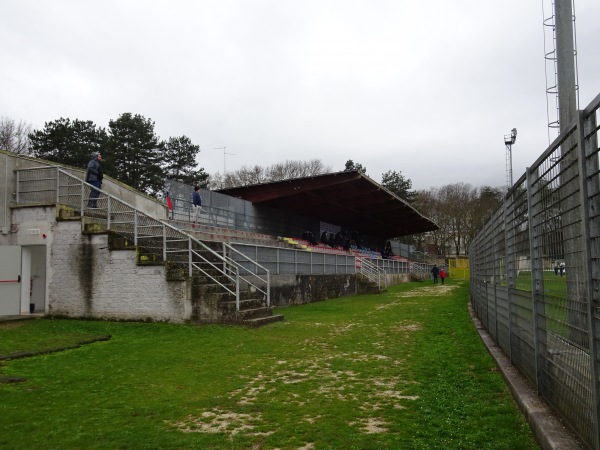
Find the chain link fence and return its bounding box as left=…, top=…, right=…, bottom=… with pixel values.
left=469, top=93, right=600, bottom=449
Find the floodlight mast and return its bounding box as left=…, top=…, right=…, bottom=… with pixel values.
left=504, top=128, right=517, bottom=188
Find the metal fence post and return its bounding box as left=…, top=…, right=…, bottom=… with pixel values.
left=235, top=272, right=240, bottom=311
left=188, top=238, right=193, bottom=278
left=491, top=216, right=499, bottom=340
left=80, top=180, right=85, bottom=213
left=134, top=211, right=138, bottom=246
left=55, top=168, right=60, bottom=203
left=577, top=109, right=600, bottom=449
left=107, top=197, right=111, bottom=229
left=266, top=271, right=270, bottom=307
left=163, top=224, right=167, bottom=262
left=503, top=196, right=513, bottom=362
left=526, top=166, right=545, bottom=395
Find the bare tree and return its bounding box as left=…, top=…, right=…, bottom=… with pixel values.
left=210, top=159, right=331, bottom=189
left=415, top=182, right=505, bottom=257
left=268, top=159, right=331, bottom=181
left=0, top=116, right=32, bottom=154
left=440, top=183, right=478, bottom=255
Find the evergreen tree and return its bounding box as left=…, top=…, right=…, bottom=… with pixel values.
left=107, top=113, right=164, bottom=194
left=344, top=159, right=367, bottom=174
left=29, top=118, right=107, bottom=170
left=162, top=135, right=208, bottom=187
left=381, top=170, right=415, bottom=203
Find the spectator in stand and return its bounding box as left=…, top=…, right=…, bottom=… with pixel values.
left=382, top=241, right=393, bottom=259
left=85, top=151, right=103, bottom=208
left=320, top=231, right=328, bottom=245
left=431, top=264, right=440, bottom=284
left=343, top=237, right=350, bottom=251
left=302, top=228, right=317, bottom=245
left=328, top=232, right=336, bottom=248
left=192, top=186, right=202, bottom=223
left=440, top=267, right=446, bottom=284
left=335, top=231, right=345, bottom=247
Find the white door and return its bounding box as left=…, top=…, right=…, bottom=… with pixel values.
left=0, top=246, right=21, bottom=315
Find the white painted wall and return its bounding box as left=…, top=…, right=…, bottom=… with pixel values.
left=12, top=207, right=191, bottom=322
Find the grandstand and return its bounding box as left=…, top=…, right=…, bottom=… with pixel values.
left=0, top=152, right=440, bottom=324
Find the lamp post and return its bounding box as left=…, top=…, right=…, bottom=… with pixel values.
left=504, top=128, right=517, bottom=188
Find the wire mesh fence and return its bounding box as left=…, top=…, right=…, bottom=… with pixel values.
left=469, top=92, right=600, bottom=449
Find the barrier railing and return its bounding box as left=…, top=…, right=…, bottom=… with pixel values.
left=356, top=257, right=387, bottom=289
left=469, top=92, right=600, bottom=449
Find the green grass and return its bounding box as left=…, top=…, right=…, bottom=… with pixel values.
left=0, top=280, right=539, bottom=449
left=513, top=270, right=567, bottom=296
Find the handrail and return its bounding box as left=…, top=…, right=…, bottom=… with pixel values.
left=356, top=257, right=386, bottom=290
left=15, top=166, right=269, bottom=311
left=410, top=262, right=431, bottom=281
left=223, top=242, right=270, bottom=307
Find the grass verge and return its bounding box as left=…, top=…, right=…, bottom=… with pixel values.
left=0, top=280, right=538, bottom=449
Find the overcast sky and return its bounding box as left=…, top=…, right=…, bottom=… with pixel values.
left=2, top=1, right=599, bottom=190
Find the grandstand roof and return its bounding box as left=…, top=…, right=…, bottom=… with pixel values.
left=217, top=170, right=438, bottom=238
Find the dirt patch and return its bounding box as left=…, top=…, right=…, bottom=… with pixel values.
left=395, top=285, right=457, bottom=297
left=298, top=443, right=315, bottom=450
left=394, top=323, right=422, bottom=332
left=350, top=417, right=389, bottom=434
left=171, top=408, right=273, bottom=437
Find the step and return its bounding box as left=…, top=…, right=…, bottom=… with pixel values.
left=218, top=298, right=267, bottom=312
left=233, top=306, right=275, bottom=321
left=242, top=314, right=285, bottom=328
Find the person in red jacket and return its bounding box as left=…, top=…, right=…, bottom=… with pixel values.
left=440, top=268, right=447, bottom=284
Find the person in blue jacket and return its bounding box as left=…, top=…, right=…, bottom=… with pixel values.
left=85, top=151, right=103, bottom=208
left=192, top=186, right=202, bottom=223
left=431, top=264, right=440, bottom=284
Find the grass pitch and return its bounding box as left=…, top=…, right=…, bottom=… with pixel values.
left=0, top=280, right=538, bottom=449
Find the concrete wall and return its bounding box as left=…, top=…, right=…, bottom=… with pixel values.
left=268, top=272, right=409, bottom=308
left=4, top=203, right=404, bottom=321
left=10, top=206, right=192, bottom=322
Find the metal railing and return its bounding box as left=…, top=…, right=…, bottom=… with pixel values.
left=227, top=241, right=409, bottom=278
left=469, top=92, right=600, bottom=449
left=410, top=262, right=433, bottom=281
left=15, top=167, right=270, bottom=311
left=356, top=257, right=387, bottom=290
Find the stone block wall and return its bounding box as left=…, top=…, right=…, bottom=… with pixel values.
left=269, top=274, right=358, bottom=307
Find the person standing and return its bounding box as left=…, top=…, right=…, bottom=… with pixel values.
left=440, top=268, right=446, bottom=284
left=559, top=261, right=565, bottom=276
left=85, top=151, right=103, bottom=208
left=192, top=186, right=202, bottom=223
left=431, top=264, right=440, bottom=284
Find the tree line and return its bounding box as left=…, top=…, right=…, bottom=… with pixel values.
left=1, top=115, right=503, bottom=255
left=1, top=114, right=208, bottom=195
left=343, top=160, right=505, bottom=256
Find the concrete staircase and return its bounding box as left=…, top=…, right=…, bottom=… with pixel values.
left=190, top=241, right=284, bottom=327
left=356, top=274, right=387, bottom=295
left=60, top=204, right=284, bottom=327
